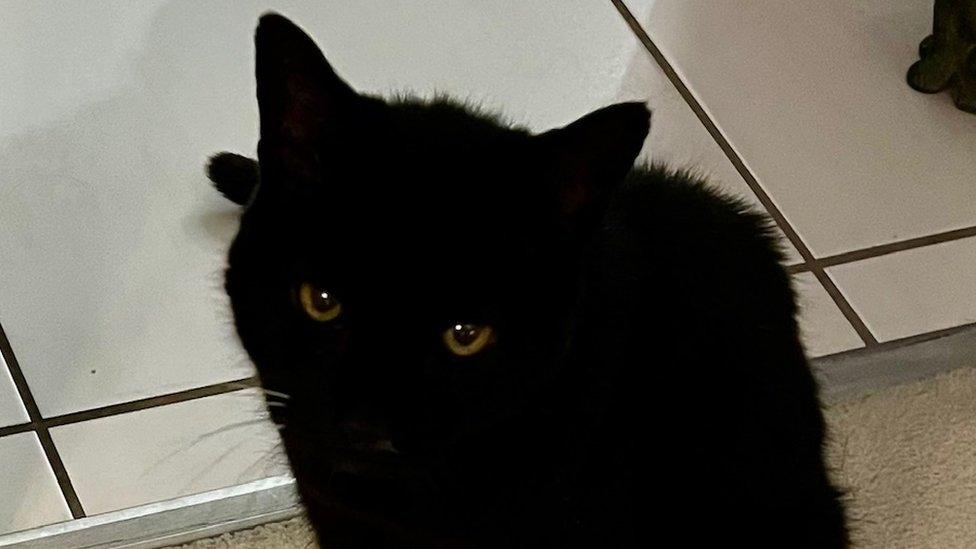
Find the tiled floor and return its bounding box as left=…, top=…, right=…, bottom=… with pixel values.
left=0, top=356, right=28, bottom=428
left=0, top=433, right=71, bottom=533
left=0, top=0, right=973, bottom=539
left=50, top=389, right=285, bottom=516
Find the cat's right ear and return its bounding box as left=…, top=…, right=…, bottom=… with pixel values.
left=254, top=13, right=357, bottom=186
left=536, top=102, right=650, bottom=237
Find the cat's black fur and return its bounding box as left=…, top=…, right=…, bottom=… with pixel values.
left=211, top=13, right=847, bottom=548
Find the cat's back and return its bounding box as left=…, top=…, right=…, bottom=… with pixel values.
left=574, top=164, right=847, bottom=548
left=594, top=163, right=798, bottom=347
left=593, top=164, right=815, bottom=431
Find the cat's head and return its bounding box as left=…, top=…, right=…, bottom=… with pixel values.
left=219, top=13, right=648, bottom=480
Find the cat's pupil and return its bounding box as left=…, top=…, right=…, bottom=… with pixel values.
left=453, top=324, right=481, bottom=346
left=313, top=290, right=335, bottom=312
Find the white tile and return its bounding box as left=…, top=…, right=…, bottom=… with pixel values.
left=637, top=1, right=976, bottom=257
left=0, top=1, right=728, bottom=415
left=50, top=389, right=286, bottom=515
left=0, top=356, right=29, bottom=427
left=793, top=272, right=864, bottom=358
left=0, top=432, right=71, bottom=535
left=828, top=238, right=976, bottom=343
left=613, top=25, right=803, bottom=264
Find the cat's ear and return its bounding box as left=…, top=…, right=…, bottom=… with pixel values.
left=536, top=102, right=650, bottom=234
left=206, top=152, right=259, bottom=206
left=254, top=13, right=357, bottom=183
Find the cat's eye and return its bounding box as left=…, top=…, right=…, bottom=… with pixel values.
left=298, top=282, right=342, bottom=322
left=443, top=324, right=495, bottom=357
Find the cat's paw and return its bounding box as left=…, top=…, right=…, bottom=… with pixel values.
left=206, top=152, right=259, bottom=206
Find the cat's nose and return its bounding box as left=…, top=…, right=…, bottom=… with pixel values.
left=337, top=418, right=385, bottom=441
left=336, top=418, right=399, bottom=454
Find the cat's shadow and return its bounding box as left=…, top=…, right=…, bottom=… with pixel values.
left=192, top=208, right=242, bottom=245
left=0, top=0, right=274, bottom=497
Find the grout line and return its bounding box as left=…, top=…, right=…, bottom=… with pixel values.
left=784, top=220, right=976, bottom=275
left=610, top=0, right=878, bottom=346
left=0, top=321, right=259, bottom=519
left=812, top=269, right=877, bottom=344
left=766, top=225, right=976, bottom=278
left=814, top=320, right=976, bottom=362
left=34, top=429, right=83, bottom=517
left=807, top=225, right=976, bottom=272
left=0, top=422, right=33, bottom=438
left=44, top=377, right=260, bottom=428
left=0, top=322, right=86, bottom=518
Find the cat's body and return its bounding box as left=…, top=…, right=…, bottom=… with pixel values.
left=211, top=14, right=846, bottom=548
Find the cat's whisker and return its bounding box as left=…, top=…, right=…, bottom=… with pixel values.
left=220, top=379, right=260, bottom=392
left=222, top=355, right=256, bottom=373
left=263, top=389, right=292, bottom=400
left=180, top=438, right=252, bottom=491
left=220, top=379, right=292, bottom=403
left=143, top=415, right=275, bottom=474
left=190, top=418, right=273, bottom=443
left=266, top=401, right=287, bottom=408
left=239, top=445, right=289, bottom=479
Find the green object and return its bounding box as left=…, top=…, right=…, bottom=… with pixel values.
left=907, top=0, right=976, bottom=113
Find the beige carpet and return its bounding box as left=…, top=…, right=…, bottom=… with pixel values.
left=826, top=366, right=976, bottom=548
left=173, top=517, right=317, bottom=548
left=176, top=366, right=976, bottom=548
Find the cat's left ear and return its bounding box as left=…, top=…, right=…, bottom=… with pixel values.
left=536, top=102, right=650, bottom=234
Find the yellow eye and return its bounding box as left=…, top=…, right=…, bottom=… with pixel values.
left=298, top=282, right=342, bottom=322
left=443, top=324, right=495, bottom=357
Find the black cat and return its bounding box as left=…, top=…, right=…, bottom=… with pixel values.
left=208, top=13, right=847, bottom=548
